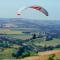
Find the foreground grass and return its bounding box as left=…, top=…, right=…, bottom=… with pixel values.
left=0, top=48, right=17, bottom=59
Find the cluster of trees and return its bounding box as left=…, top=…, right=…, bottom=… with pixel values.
left=32, top=33, right=53, bottom=41
left=12, top=45, right=38, bottom=58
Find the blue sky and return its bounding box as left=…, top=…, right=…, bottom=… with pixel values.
left=0, top=0, right=60, bottom=20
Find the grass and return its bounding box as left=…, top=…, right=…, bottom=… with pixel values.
left=39, top=38, right=60, bottom=47
left=0, top=48, right=16, bottom=59
left=10, top=44, right=21, bottom=49
left=54, top=48, right=60, bottom=50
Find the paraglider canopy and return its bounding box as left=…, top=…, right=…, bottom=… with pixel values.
left=16, top=5, right=48, bottom=16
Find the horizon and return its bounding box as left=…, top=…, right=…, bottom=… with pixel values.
left=0, top=18, right=60, bottom=21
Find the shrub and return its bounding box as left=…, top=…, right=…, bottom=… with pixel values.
left=48, top=54, right=55, bottom=60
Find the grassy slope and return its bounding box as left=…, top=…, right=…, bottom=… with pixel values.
left=0, top=48, right=16, bottom=59
left=21, top=50, right=60, bottom=60
left=0, top=44, right=20, bottom=59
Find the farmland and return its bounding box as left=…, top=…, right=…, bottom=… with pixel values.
left=0, top=28, right=32, bottom=40
left=0, top=29, right=22, bottom=34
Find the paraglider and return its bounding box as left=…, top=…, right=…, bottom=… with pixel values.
left=16, top=5, right=48, bottom=16
left=16, top=10, right=21, bottom=15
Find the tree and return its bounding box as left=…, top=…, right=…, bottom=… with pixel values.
left=32, top=33, right=36, bottom=39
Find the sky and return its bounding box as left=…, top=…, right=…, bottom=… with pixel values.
left=0, top=0, right=60, bottom=20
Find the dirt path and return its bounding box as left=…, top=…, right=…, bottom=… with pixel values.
left=21, top=50, right=60, bottom=60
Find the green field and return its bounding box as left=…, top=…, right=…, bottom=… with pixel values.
left=26, top=38, right=60, bottom=47
left=37, top=38, right=60, bottom=47
left=0, top=48, right=16, bottom=59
